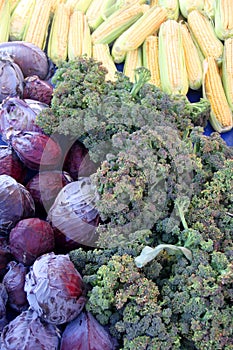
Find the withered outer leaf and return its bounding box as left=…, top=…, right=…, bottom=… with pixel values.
left=60, top=311, right=116, bottom=350
left=2, top=261, right=28, bottom=312
left=0, top=309, right=61, bottom=350
left=0, top=57, right=24, bottom=103
left=24, top=252, right=87, bottom=325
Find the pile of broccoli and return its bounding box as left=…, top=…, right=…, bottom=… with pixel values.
left=36, top=56, right=233, bottom=349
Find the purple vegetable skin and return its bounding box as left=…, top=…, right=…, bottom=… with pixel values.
left=0, top=145, right=26, bottom=183
left=23, top=75, right=53, bottom=105
left=24, top=252, right=87, bottom=325
left=0, top=41, right=54, bottom=80
left=0, top=309, right=61, bottom=350
left=60, top=311, right=116, bottom=350
left=0, top=58, right=24, bottom=103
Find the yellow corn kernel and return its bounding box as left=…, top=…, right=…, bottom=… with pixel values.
left=159, top=19, right=189, bottom=95
left=111, top=5, right=167, bottom=63
left=222, top=38, right=233, bottom=111
left=203, top=56, right=233, bottom=132
left=123, top=46, right=142, bottom=82
left=187, top=9, right=224, bottom=63
left=10, top=0, right=36, bottom=41
left=158, top=0, right=179, bottom=20
left=150, top=0, right=159, bottom=6
left=179, top=0, right=204, bottom=18
left=180, top=21, right=202, bottom=90
left=23, top=0, right=53, bottom=49
left=142, top=35, right=161, bottom=88
left=0, top=0, right=10, bottom=42
left=91, top=3, right=144, bottom=45
left=47, top=3, right=71, bottom=65
left=68, top=10, right=84, bottom=59
left=68, top=10, right=92, bottom=60
left=92, top=43, right=118, bottom=81
left=215, top=0, right=233, bottom=40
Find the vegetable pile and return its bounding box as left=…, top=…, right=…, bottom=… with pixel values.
left=0, top=51, right=232, bottom=350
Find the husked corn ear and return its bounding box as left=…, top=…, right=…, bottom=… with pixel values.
left=222, top=38, right=233, bottom=110
left=92, top=43, right=117, bottom=81
left=142, top=35, right=161, bottom=88
left=187, top=10, right=224, bottom=63
left=68, top=10, right=92, bottom=60
left=91, top=3, right=144, bottom=45
left=203, top=0, right=215, bottom=19
left=180, top=21, right=202, bottom=90
left=47, top=3, right=71, bottom=65
left=51, top=0, right=66, bottom=13
left=159, top=19, right=189, bottom=95
left=158, top=0, right=179, bottom=20
left=124, top=46, right=142, bottom=82
left=215, top=0, right=233, bottom=40
left=10, top=0, right=35, bottom=41
left=111, top=5, right=167, bottom=63
left=178, top=0, right=204, bottom=18
left=203, top=56, right=233, bottom=132
left=24, top=0, right=53, bottom=49
left=0, top=0, right=10, bottom=42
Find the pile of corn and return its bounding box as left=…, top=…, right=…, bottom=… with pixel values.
left=1, top=0, right=233, bottom=132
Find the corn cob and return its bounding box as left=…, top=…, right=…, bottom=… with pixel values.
left=47, top=3, right=71, bottom=65
left=159, top=19, right=189, bottom=95
left=203, top=0, right=215, bottom=19
left=222, top=38, right=233, bottom=110
left=203, top=56, right=233, bottom=132
left=187, top=10, right=224, bottom=63
left=91, top=3, right=144, bottom=45
left=9, top=0, right=36, bottom=41
left=123, top=46, right=143, bottom=82
left=102, top=0, right=146, bottom=19
left=214, top=0, right=233, bottom=40
left=158, top=0, right=179, bottom=20
left=178, top=0, right=204, bottom=18
left=142, top=35, right=161, bottom=88
left=68, top=10, right=92, bottom=60
left=92, top=43, right=117, bottom=81
left=180, top=21, right=202, bottom=90
left=23, top=0, right=53, bottom=49
left=111, top=5, right=167, bottom=63
left=51, top=0, right=66, bottom=13
left=0, top=0, right=10, bottom=43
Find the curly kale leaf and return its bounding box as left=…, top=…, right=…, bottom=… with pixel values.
left=91, top=126, right=196, bottom=246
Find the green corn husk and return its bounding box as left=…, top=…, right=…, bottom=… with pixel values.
left=214, top=0, right=233, bottom=40
left=158, top=0, right=179, bottom=20
left=222, top=37, right=233, bottom=111
left=0, top=0, right=10, bottom=43
left=91, top=2, right=144, bottom=45
left=178, top=0, right=204, bottom=18
left=9, top=0, right=36, bottom=41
